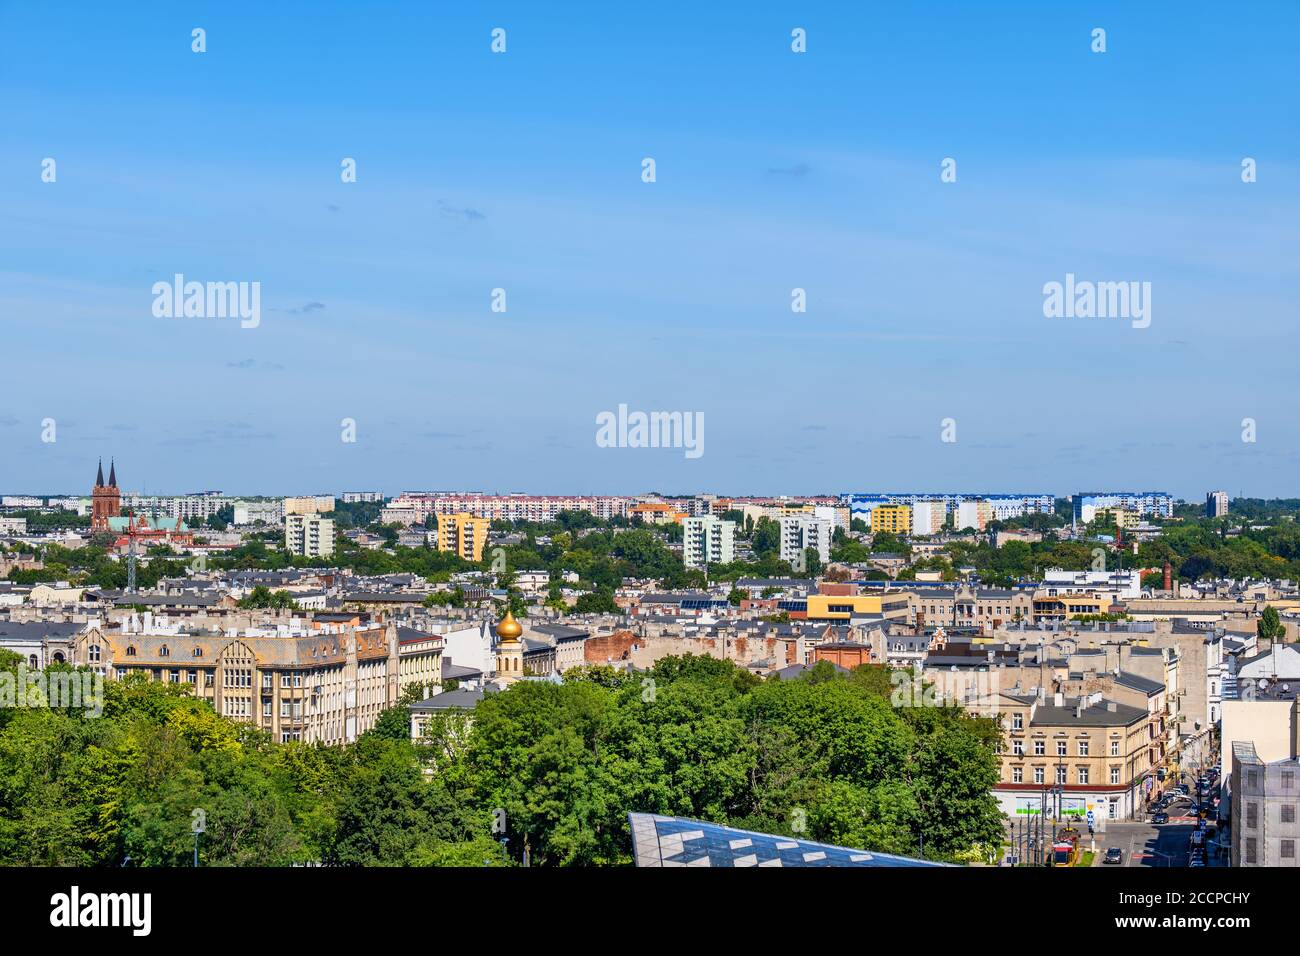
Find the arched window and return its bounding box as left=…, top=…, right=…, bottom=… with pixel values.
left=52, top=652, right=65, bottom=664
left=126, top=645, right=137, bottom=657
left=158, top=645, right=170, bottom=657
left=28, top=655, right=38, bottom=669
left=192, top=647, right=203, bottom=657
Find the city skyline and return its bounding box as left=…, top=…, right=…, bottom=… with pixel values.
left=0, top=456, right=1259, bottom=507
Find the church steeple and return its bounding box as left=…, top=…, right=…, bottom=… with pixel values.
left=91, top=457, right=121, bottom=533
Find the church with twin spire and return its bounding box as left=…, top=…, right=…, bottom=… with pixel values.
left=90, top=459, right=121, bottom=532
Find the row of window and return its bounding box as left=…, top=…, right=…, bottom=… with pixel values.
left=920, top=605, right=1020, bottom=617
left=1244, top=837, right=1295, bottom=863
left=122, top=644, right=205, bottom=658
left=1243, top=802, right=1298, bottom=828
left=1011, top=766, right=1123, bottom=786
left=1244, top=769, right=1298, bottom=790
left=1009, top=738, right=1122, bottom=758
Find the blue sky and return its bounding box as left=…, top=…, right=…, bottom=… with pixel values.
left=1, top=1, right=1297, bottom=499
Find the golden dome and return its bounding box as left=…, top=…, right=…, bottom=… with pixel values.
left=495, top=609, right=523, bottom=642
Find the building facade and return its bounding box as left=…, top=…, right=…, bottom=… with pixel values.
left=682, top=515, right=736, bottom=569
left=1206, top=490, right=1229, bottom=518
left=436, top=512, right=490, bottom=562
left=1231, top=741, right=1300, bottom=866
left=870, top=505, right=911, bottom=535
left=70, top=620, right=420, bottom=745
left=778, top=515, right=832, bottom=567
left=91, top=460, right=121, bottom=532
left=285, top=514, right=335, bottom=557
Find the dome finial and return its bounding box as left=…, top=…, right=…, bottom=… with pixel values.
left=495, top=609, right=523, bottom=642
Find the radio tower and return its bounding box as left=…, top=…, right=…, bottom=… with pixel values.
left=127, top=506, right=138, bottom=593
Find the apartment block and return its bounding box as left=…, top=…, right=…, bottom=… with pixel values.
left=910, top=500, right=946, bottom=536
left=683, top=515, right=736, bottom=569
left=284, top=496, right=336, bottom=515
left=1207, top=490, right=1229, bottom=518
left=1231, top=740, right=1300, bottom=866
left=1073, top=492, right=1174, bottom=526
left=285, top=513, right=335, bottom=557
left=437, top=512, right=490, bottom=562
left=778, top=515, right=832, bottom=567
left=870, top=505, right=911, bottom=535
left=341, top=491, right=385, bottom=503
left=956, top=499, right=993, bottom=532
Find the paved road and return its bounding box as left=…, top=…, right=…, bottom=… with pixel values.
left=1098, top=820, right=1195, bottom=867
left=1002, top=804, right=1222, bottom=868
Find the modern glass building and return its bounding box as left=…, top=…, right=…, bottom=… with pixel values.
left=628, top=813, right=947, bottom=867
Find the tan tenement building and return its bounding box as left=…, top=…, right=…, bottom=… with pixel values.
left=70, top=619, right=441, bottom=744
left=911, top=586, right=1032, bottom=628
left=980, top=688, right=1161, bottom=821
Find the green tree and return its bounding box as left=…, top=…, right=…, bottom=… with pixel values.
left=1259, top=605, right=1286, bottom=642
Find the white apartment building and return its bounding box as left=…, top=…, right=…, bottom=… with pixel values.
left=1, top=495, right=43, bottom=508
left=0, top=496, right=41, bottom=512
left=956, top=500, right=993, bottom=532
left=683, top=515, right=736, bottom=569
left=778, top=515, right=832, bottom=567
left=341, top=491, right=385, bottom=503
left=911, top=500, right=946, bottom=536
left=1041, top=569, right=1142, bottom=601
left=232, top=500, right=285, bottom=525
left=285, top=514, right=335, bottom=557
left=119, top=492, right=230, bottom=522
left=387, top=493, right=632, bottom=523
left=380, top=503, right=421, bottom=526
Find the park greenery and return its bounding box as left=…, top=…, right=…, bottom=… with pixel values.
left=0, top=651, right=1004, bottom=866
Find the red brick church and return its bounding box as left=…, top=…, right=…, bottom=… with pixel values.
left=91, top=459, right=121, bottom=532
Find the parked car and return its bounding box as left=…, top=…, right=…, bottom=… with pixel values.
left=1104, top=847, right=1124, bottom=865
left=1153, top=811, right=1170, bottom=824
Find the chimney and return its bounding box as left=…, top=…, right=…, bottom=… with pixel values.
left=1054, top=692, right=1064, bottom=707
left=1163, top=560, right=1172, bottom=591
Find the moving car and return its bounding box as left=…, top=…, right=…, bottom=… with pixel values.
left=1152, top=811, right=1169, bottom=824
left=1103, top=847, right=1124, bottom=864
